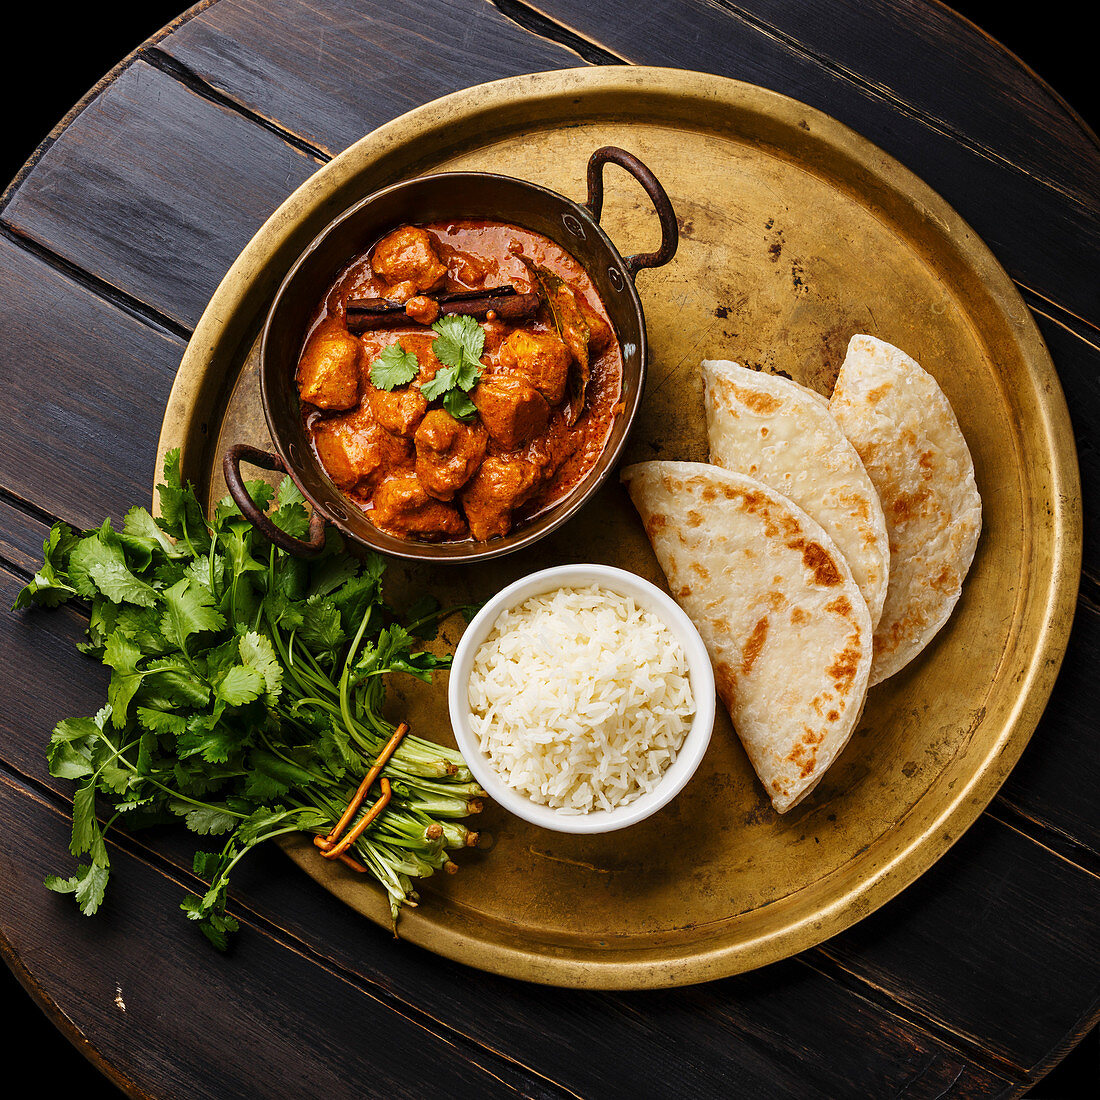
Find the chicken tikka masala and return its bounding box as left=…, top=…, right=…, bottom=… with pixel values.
left=295, top=220, right=623, bottom=543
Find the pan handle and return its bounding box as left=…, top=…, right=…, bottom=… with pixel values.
left=223, top=443, right=327, bottom=557
left=584, top=146, right=678, bottom=280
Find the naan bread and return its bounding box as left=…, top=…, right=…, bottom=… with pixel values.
left=703, top=360, right=890, bottom=629
left=621, top=461, right=872, bottom=812
left=829, top=335, right=981, bottom=686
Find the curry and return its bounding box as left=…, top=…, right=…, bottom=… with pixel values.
left=295, top=220, right=623, bottom=542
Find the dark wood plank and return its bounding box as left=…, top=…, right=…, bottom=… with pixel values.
left=522, top=0, right=1100, bottom=329
left=1026, top=313, right=1100, bottom=584
left=997, top=593, right=1100, bottom=855
left=2, top=2, right=191, bottom=192
left=0, top=772, right=560, bottom=1100
left=0, top=497, right=54, bottom=576
left=159, top=0, right=587, bottom=157
left=0, top=565, right=1025, bottom=1098
left=673, top=0, right=1097, bottom=207
left=945, top=1, right=1099, bottom=136
left=1, top=60, right=323, bottom=330
left=0, top=236, right=185, bottom=528
left=1, top=570, right=111, bottom=790
left=819, top=813, right=1100, bottom=1072
left=226, top=844, right=1018, bottom=1099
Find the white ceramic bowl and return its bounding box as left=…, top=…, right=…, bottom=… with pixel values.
left=448, top=564, right=716, bottom=834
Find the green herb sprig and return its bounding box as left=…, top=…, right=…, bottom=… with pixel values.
left=369, top=315, right=485, bottom=422
left=369, top=342, right=420, bottom=390
left=14, top=451, right=483, bottom=948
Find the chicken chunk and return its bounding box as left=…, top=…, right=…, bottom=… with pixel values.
left=297, top=323, right=361, bottom=410
left=461, top=456, right=541, bottom=541
left=366, top=384, right=427, bottom=439
left=480, top=317, right=511, bottom=356
left=497, top=329, right=571, bottom=405
left=311, top=407, right=412, bottom=494
left=370, top=476, right=467, bottom=541
left=370, top=226, right=447, bottom=302
left=413, top=409, right=488, bottom=500
left=395, top=331, right=447, bottom=385
left=471, top=375, right=551, bottom=450
left=405, top=295, right=440, bottom=325
left=446, top=247, right=499, bottom=287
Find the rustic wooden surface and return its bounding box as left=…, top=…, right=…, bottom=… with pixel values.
left=2, top=2, right=1097, bottom=1096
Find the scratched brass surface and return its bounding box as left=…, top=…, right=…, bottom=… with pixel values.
left=157, top=68, right=1081, bottom=988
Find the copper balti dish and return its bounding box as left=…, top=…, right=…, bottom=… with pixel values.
left=223, top=146, right=678, bottom=561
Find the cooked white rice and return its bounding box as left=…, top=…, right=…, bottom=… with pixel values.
left=467, top=585, right=696, bottom=814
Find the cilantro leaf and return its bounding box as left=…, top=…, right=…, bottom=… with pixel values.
left=177, top=713, right=242, bottom=765
left=12, top=524, right=79, bottom=609
left=156, top=450, right=212, bottom=555
left=143, top=657, right=211, bottom=709
left=418, top=363, right=459, bottom=402
left=47, top=716, right=102, bottom=780
left=122, top=505, right=187, bottom=559
left=111, top=604, right=169, bottom=656
left=220, top=521, right=266, bottom=581
left=213, top=480, right=274, bottom=527
left=179, top=805, right=239, bottom=836
left=134, top=729, right=158, bottom=778
left=245, top=750, right=318, bottom=801
left=313, top=723, right=358, bottom=779
left=70, top=779, right=108, bottom=865
left=69, top=525, right=159, bottom=608
left=180, top=890, right=239, bottom=951
left=136, top=705, right=187, bottom=737
left=103, top=633, right=146, bottom=727
left=191, top=850, right=223, bottom=877
left=216, top=664, right=265, bottom=707
left=442, top=388, right=478, bottom=422
left=14, top=566, right=78, bottom=610
left=238, top=631, right=282, bottom=702
left=268, top=477, right=311, bottom=540
left=432, top=314, right=484, bottom=370
left=90, top=556, right=160, bottom=607
left=45, top=863, right=110, bottom=917
left=370, top=341, right=420, bottom=390
left=419, top=315, right=486, bottom=414
left=161, top=578, right=226, bottom=653
left=298, top=598, right=345, bottom=658
left=308, top=550, right=359, bottom=599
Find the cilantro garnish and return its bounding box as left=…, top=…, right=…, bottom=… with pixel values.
left=14, top=450, right=484, bottom=947
left=419, top=314, right=485, bottom=420
left=369, top=341, right=420, bottom=391
left=367, top=318, right=485, bottom=423
left=442, top=389, right=478, bottom=421
left=431, top=313, right=485, bottom=371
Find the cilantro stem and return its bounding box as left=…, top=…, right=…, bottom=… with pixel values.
left=403, top=603, right=478, bottom=637
left=257, top=727, right=336, bottom=788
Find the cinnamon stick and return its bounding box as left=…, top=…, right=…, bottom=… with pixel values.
left=346, top=286, right=538, bottom=331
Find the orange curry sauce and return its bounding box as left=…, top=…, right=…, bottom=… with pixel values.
left=295, top=220, right=623, bottom=543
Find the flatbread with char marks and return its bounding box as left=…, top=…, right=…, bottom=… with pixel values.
left=621, top=460, right=872, bottom=812
left=829, top=335, right=981, bottom=686
left=702, top=359, right=890, bottom=629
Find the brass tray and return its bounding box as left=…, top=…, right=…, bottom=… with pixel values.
left=156, top=67, right=1081, bottom=989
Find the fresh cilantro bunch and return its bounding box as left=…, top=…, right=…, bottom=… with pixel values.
left=369, top=314, right=485, bottom=421
left=14, top=450, right=483, bottom=948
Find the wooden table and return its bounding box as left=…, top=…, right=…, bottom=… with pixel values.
left=2, top=2, right=1097, bottom=1096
